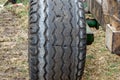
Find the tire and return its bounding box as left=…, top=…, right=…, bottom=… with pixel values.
left=28, top=0, right=86, bottom=80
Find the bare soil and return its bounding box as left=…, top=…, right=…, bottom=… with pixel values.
left=0, top=6, right=120, bottom=80
left=0, top=9, right=28, bottom=80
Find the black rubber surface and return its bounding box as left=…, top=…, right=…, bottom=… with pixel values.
left=28, top=0, right=86, bottom=80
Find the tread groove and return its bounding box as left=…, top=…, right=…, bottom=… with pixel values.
left=28, top=0, right=86, bottom=80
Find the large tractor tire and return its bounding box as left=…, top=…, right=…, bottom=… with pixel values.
left=28, top=0, right=86, bottom=80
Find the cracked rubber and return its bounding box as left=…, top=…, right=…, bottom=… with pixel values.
left=28, top=0, right=86, bottom=80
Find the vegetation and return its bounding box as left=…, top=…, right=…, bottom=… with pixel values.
left=0, top=0, right=29, bottom=80
left=0, top=0, right=120, bottom=80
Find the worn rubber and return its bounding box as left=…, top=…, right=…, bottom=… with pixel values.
left=28, top=0, right=86, bottom=80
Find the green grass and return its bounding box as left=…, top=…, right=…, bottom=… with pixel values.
left=0, top=0, right=28, bottom=5
left=83, top=28, right=120, bottom=80
left=1, top=1, right=120, bottom=80
left=0, top=0, right=28, bottom=18
left=0, top=1, right=29, bottom=79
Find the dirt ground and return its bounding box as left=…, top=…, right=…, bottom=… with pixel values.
left=0, top=4, right=120, bottom=80
left=0, top=8, right=28, bottom=80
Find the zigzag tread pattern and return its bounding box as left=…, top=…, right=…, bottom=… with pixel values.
left=29, top=0, right=40, bottom=80
left=75, top=0, right=86, bottom=80
left=28, top=0, right=86, bottom=80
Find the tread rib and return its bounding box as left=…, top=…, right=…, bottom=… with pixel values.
left=28, top=0, right=86, bottom=80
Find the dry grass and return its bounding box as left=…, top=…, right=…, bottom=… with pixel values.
left=0, top=1, right=29, bottom=80
left=0, top=1, right=120, bottom=80
left=83, top=28, right=120, bottom=80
